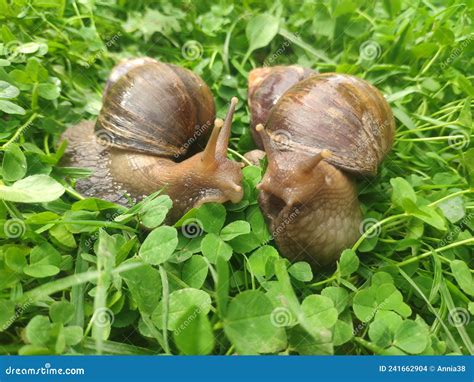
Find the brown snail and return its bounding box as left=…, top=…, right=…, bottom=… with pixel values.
left=61, top=57, right=243, bottom=223
left=248, top=68, right=395, bottom=267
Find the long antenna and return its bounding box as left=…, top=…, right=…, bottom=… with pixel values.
left=216, top=97, right=238, bottom=157
left=201, top=118, right=224, bottom=164
left=299, top=149, right=332, bottom=173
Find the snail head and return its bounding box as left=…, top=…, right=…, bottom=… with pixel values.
left=255, top=123, right=334, bottom=207
left=186, top=97, right=243, bottom=206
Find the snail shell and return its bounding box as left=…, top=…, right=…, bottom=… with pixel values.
left=97, top=58, right=215, bottom=158
left=264, top=73, right=395, bottom=176
left=248, top=65, right=315, bottom=148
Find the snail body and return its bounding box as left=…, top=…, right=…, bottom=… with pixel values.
left=62, top=58, right=243, bottom=222
left=249, top=69, right=395, bottom=267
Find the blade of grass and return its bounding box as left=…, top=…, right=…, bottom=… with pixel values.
left=140, top=314, right=167, bottom=352
left=18, top=262, right=143, bottom=304
left=92, top=230, right=115, bottom=355
left=159, top=265, right=171, bottom=354
left=439, top=282, right=474, bottom=355
left=71, top=236, right=88, bottom=328
left=278, top=28, right=334, bottom=64
left=398, top=267, right=462, bottom=354
left=80, top=337, right=155, bottom=355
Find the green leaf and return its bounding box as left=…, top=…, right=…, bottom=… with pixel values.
left=30, top=242, right=61, bottom=266
left=247, top=245, right=279, bottom=278
left=393, top=107, right=416, bottom=130
left=0, top=299, right=16, bottom=331
left=0, top=80, right=19, bottom=99
left=0, top=174, right=65, bottom=203
left=2, top=143, right=27, bottom=181
left=25, top=316, right=51, bottom=346
left=224, top=290, right=286, bottom=354
left=200, top=233, right=232, bottom=263
left=372, top=272, right=394, bottom=286
left=334, top=0, right=358, bottom=16
left=288, top=261, right=313, bottom=282
left=411, top=205, right=446, bottom=231
left=375, top=283, right=412, bottom=318
left=120, top=259, right=162, bottom=315
left=468, top=302, right=474, bottom=316
left=24, top=264, right=60, bottom=278
left=38, top=83, right=60, bottom=100
left=458, top=97, right=472, bottom=127
left=195, top=203, right=226, bottom=234
left=49, top=224, right=76, bottom=248
left=216, top=255, right=229, bottom=318
left=95, top=229, right=116, bottom=271
left=287, top=325, right=333, bottom=355
left=390, top=177, right=417, bottom=211
left=152, top=288, right=211, bottom=331
left=181, top=255, right=208, bottom=289
left=368, top=319, right=392, bottom=348
left=374, top=310, right=403, bottom=335
left=25, top=211, right=59, bottom=225
left=228, top=232, right=262, bottom=254
left=464, top=148, right=474, bottom=187
left=338, top=249, right=359, bottom=277
left=139, top=195, right=172, bottom=229
left=393, top=320, right=429, bottom=354
left=49, top=301, right=75, bottom=325
left=353, top=284, right=411, bottom=322
left=63, top=210, right=100, bottom=233
left=5, top=246, right=28, bottom=273
left=321, top=287, right=349, bottom=314
left=0, top=99, right=25, bottom=114
left=301, top=295, right=338, bottom=329
left=273, top=258, right=321, bottom=340
left=450, top=260, right=474, bottom=296
left=124, top=8, right=181, bottom=40
left=18, top=42, right=42, bottom=54
left=313, top=4, right=334, bottom=39
left=173, top=306, right=214, bottom=355
left=245, top=14, right=279, bottom=58
left=72, top=198, right=119, bottom=211
left=220, top=220, right=251, bottom=241
left=333, top=319, right=353, bottom=346
left=63, top=326, right=83, bottom=346
left=247, top=206, right=271, bottom=243
left=243, top=165, right=262, bottom=185
left=139, top=226, right=178, bottom=265
left=438, top=196, right=465, bottom=223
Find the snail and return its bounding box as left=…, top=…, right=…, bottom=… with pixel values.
left=248, top=68, right=395, bottom=267
left=61, top=57, right=243, bottom=223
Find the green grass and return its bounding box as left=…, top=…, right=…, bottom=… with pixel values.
left=0, top=0, right=473, bottom=355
